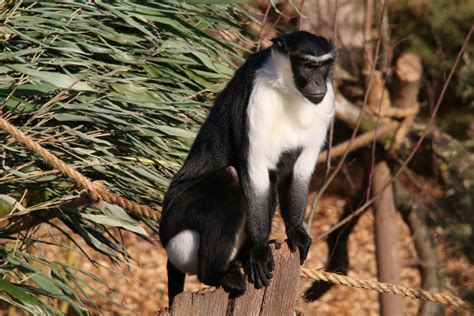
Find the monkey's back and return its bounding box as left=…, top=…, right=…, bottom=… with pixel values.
left=160, top=48, right=272, bottom=240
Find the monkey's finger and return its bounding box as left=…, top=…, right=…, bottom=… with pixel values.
left=263, top=266, right=273, bottom=281
left=257, top=264, right=270, bottom=287
left=286, top=238, right=297, bottom=252
left=253, top=264, right=264, bottom=289
left=247, top=262, right=256, bottom=285
left=267, top=257, right=275, bottom=271
left=254, top=271, right=264, bottom=289
left=299, top=250, right=306, bottom=264
left=299, top=244, right=310, bottom=263
left=264, top=264, right=273, bottom=283
left=248, top=270, right=254, bottom=285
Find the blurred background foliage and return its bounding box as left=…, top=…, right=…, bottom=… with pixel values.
left=388, top=0, right=474, bottom=264
left=389, top=0, right=474, bottom=141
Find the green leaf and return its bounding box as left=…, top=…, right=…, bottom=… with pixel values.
left=54, top=113, right=95, bottom=122
left=82, top=203, right=149, bottom=237
left=28, top=273, right=63, bottom=296
left=155, top=125, right=196, bottom=139
left=0, top=194, right=19, bottom=214
left=0, top=279, right=48, bottom=313
left=7, top=65, right=95, bottom=92
left=0, top=295, right=48, bottom=315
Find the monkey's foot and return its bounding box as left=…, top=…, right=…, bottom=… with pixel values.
left=245, top=243, right=275, bottom=289
left=286, top=226, right=312, bottom=264
left=220, top=265, right=246, bottom=297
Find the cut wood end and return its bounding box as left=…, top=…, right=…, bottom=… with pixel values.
left=395, top=53, right=422, bottom=82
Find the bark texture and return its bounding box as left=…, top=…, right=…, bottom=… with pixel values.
left=373, top=161, right=405, bottom=316
left=157, top=243, right=300, bottom=316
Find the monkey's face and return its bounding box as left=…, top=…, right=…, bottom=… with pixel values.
left=272, top=31, right=336, bottom=105
left=291, top=56, right=332, bottom=104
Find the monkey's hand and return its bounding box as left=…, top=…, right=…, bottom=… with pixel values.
left=245, top=243, right=275, bottom=289
left=286, top=226, right=312, bottom=264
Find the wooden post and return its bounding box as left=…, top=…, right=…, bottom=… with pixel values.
left=389, top=53, right=422, bottom=156
left=157, top=243, right=300, bottom=316
left=394, top=181, right=442, bottom=316
left=391, top=53, right=422, bottom=109
left=391, top=52, right=442, bottom=315
left=373, top=162, right=405, bottom=316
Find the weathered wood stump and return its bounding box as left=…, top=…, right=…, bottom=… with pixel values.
left=157, top=243, right=300, bottom=316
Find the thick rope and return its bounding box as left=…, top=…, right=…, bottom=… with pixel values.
left=1, top=117, right=471, bottom=309
left=300, top=268, right=470, bottom=309
left=0, top=117, right=159, bottom=221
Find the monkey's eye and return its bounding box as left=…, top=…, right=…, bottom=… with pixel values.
left=303, top=62, right=321, bottom=70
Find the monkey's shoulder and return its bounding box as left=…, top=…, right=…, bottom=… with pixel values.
left=213, top=49, right=272, bottom=110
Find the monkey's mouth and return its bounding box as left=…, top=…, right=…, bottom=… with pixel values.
left=303, top=93, right=325, bottom=104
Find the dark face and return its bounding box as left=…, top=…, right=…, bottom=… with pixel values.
left=272, top=31, right=335, bottom=105
left=290, top=56, right=332, bottom=104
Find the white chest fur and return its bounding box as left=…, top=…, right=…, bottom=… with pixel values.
left=246, top=51, right=335, bottom=192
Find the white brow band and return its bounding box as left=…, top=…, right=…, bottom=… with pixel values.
left=302, top=52, right=334, bottom=62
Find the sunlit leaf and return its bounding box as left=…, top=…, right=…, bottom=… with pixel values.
left=7, top=65, right=95, bottom=92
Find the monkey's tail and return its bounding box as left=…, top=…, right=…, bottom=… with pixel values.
left=167, top=260, right=185, bottom=306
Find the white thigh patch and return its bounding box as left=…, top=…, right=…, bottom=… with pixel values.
left=166, top=230, right=200, bottom=275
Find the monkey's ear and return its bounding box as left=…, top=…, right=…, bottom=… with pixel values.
left=271, top=35, right=287, bottom=51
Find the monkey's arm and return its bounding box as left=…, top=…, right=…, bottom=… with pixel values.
left=278, top=148, right=314, bottom=264
left=242, top=162, right=275, bottom=289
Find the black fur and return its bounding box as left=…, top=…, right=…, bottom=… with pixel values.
left=160, top=166, right=246, bottom=298
left=166, top=260, right=184, bottom=305
left=160, top=49, right=270, bottom=302
left=160, top=31, right=335, bottom=303
left=274, top=149, right=312, bottom=264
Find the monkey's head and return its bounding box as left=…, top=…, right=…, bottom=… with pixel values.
left=272, top=31, right=336, bottom=105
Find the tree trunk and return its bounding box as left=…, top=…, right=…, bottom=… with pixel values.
left=394, top=180, right=442, bottom=316
left=391, top=53, right=422, bottom=109
left=373, top=161, right=405, bottom=316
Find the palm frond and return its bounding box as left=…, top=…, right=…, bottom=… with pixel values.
left=0, top=0, right=254, bottom=312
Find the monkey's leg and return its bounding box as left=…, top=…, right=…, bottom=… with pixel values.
left=241, top=164, right=276, bottom=289
left=167, top=260, right=185, bottom=305
left=197, top=223, right=246, bottom=296
left=278, top=174, right=312, bottom=264
left=278, top=150, right=315, bottom=264
left=244, top=193, right=276, bottom=289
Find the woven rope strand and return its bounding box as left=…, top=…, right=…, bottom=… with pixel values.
left=0, top=117, right=159, bottom=221
left=300, top=268, right=470, bottom=309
